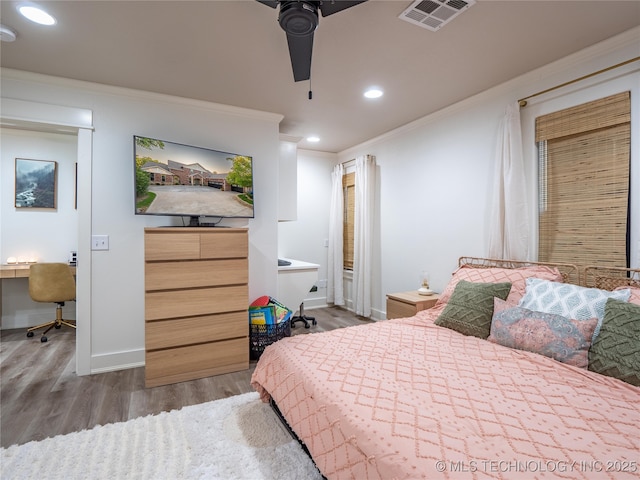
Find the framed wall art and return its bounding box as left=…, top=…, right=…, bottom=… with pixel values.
left=15, top=158, right=57, bottom=209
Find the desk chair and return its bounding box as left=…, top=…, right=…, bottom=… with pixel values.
left=290, top=302, right=317, bottom=329
left=26, top=263, right=76, bottom=343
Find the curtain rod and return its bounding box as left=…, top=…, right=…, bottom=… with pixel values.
left=518, top=56, right=639, bottom=107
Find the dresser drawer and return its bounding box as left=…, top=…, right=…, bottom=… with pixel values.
left=145, top=284, right=248, bottom=320
left=146, top=311, right=248, bottom=350
left=145, top=233, right=201, bottom=261
left=200, top=231, right=248, bottom=259
left=145, top=258, right=248, bottom=291
left=145, top=337, right=248, bottom=388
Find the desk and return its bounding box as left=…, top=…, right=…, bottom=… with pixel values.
left=277, top=259, right=320, bottom=314
left=1, top=264, right=76, bottom=278
left=1, top=263, right=77, bottom=331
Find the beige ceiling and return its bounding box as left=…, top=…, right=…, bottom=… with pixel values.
left=1, top=0, right=639, bottom=153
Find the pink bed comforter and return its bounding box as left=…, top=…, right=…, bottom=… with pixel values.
left=251, top=306, right=640, bottom=479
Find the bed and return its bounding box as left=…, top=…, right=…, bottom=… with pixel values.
left=251, top=258, right=640, bottom=479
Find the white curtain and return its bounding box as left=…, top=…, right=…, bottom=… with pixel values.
left=327, top=163, right=344, bottom=305
left=353, top=155, right=376, bottom=317
left=488, top=102, right=529, bottom=261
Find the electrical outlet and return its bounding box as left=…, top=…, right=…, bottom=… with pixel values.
left=91, top=235, right=109, bottom=251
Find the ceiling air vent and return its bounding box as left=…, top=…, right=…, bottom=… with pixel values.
left=399, top=0, right=476, bottom=31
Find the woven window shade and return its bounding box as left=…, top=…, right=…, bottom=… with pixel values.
left=536, top=92, right=630, bottom=142
left=536, top=91, right=630, bottom=268
left=343, top=172, right=355, bottom=270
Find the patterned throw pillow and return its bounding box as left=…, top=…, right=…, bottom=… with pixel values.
left=435, top=280, right=512, bottom=339
left=436, top=265, right=563, bottom=308
left=616, top=286, right=640, bottom=305
left=518, top=278, right=631, bottom=342
left=588, top=298, right=640, bottom=386
left=489, top=298, right=597, bottom=368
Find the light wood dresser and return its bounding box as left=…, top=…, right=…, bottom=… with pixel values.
left=144, top=227, right=249, bottom=387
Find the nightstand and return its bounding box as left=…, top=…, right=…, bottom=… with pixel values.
left=386, top=291, right=439, bottom=319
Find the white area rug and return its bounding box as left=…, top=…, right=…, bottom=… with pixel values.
left=1, top=392, right=323, bottom=480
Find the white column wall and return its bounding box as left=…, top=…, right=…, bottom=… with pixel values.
left=278, top=149, right=336, bottom=309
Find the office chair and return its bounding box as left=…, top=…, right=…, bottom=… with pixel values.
left=290, top=302, right=317, bottom=329
left=26, top=263, right=76, bottom=343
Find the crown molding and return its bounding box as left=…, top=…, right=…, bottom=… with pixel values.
left=0, top=68, right=284, bottom=125
left=339, top=26, right=640, bottom=159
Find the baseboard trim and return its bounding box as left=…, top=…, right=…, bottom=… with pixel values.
left=300, top=296, right=327, bottom=310
left=91, top=349, right=144, bottom=374
left=327, top=300, right=385, bottom=321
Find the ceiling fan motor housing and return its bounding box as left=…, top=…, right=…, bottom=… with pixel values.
left=279, top=1, right=318, bottom=36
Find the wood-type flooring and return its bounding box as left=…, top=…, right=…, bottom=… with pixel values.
left=0, top=306, right=373, bottom=448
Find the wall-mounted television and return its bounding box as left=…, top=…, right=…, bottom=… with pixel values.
left=134, top=135, right=254, bottom=225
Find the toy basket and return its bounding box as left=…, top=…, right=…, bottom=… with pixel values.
left=249, top=319, right=291, bottom=360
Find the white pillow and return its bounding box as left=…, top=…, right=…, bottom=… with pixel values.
left=518, top=278, right=631, bottom=342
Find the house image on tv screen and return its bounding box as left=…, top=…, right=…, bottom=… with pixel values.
left=134, top=136, right=254, bottom=218
left=141, top=159, right=239, bottom=191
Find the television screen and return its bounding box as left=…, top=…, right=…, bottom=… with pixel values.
left=134, top=135, right=254, bottom=221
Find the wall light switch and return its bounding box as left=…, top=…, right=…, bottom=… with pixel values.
left=92, top=235, right=109, bottom=251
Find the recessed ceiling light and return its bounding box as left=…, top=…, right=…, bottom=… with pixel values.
left=0, top=24, right=17, bottom=42
left=364, top=88, right=383, bottom=99
left=0, top=24, right=16, bottom=42
left=18, top=4, right=56, bottom=26
left=307, top=136, right=320, bottom=142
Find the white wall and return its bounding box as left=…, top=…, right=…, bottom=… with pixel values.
left=280, top=29, right=640, bottom=319
left=278, top=149, right=336, bottom=308
left=1, top=69, right=283, bottom=373
left=1, top=129, right=78, bottom=328
left=334, top=27, right=640, bottom=320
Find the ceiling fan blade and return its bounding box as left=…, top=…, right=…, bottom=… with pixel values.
left=286, top=32, right=314, bottom=82
left=258, top=0, right=366, bottom=82
left=256, top=0, right=279, bottom=8
left=318, top=0, right=368, bottom=17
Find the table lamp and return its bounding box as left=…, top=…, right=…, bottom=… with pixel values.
left=418, top=271, right=433, bottom=295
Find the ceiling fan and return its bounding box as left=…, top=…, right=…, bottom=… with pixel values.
left=256, top=0, right=368, bottom=82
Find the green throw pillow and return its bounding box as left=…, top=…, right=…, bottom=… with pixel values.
left=588, top=298, right=640, bottom=386
left=435, top=280, right=512, bottom=339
